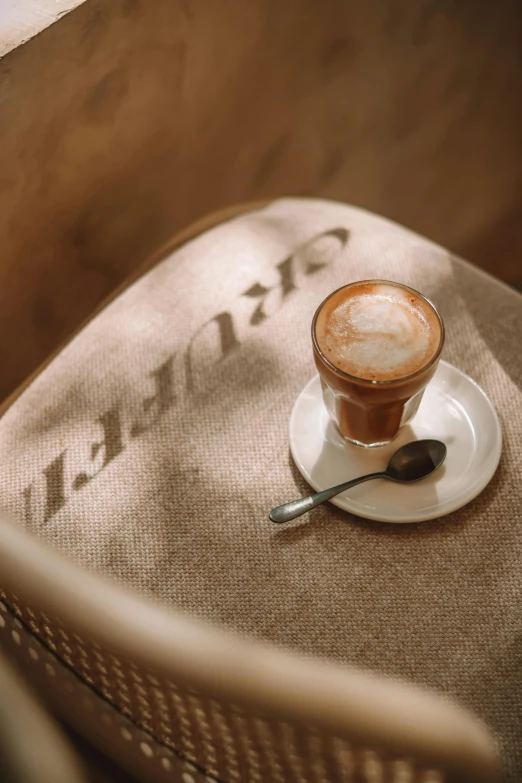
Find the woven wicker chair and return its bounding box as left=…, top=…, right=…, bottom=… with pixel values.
left=0, top=649, right=86, bottom=783
left=0, top=514, right=500, bottom=783
left=0, top=203, right=502, bottom=783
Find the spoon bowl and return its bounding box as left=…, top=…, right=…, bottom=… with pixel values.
left=270, top=439, right=446, bottom=523
left=386, top=439, right=446, bottom=482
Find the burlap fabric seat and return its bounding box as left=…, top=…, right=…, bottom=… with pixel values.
left=1, top=198, right=520, bottom=782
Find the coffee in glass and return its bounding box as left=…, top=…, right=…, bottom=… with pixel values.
left=312, top=280, right=444, bottom=447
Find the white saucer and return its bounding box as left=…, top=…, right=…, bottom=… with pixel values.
left=289, top=360, right=502, bottom=523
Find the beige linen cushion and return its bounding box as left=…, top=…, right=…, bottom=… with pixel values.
left=0, top=198, right=521, bottom=776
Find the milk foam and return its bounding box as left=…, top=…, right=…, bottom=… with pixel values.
left=317, top=284, right=439, bottom=381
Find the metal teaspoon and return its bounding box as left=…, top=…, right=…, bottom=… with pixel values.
left=269, top=439, right=446, bottom=523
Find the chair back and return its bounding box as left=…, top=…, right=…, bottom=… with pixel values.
left=0, top=649, right=86, bottom=783
left=0, top=515, right=500, bottom=783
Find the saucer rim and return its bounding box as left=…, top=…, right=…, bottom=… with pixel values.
left=289, top=360, right=503, bottom=524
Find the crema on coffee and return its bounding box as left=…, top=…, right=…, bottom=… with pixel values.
left=314, top=281, right=441, bottom=382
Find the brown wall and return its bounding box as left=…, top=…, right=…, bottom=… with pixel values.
left=1, top=0, right=521, bottom=399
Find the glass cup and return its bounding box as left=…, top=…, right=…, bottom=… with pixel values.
left=312, top=280, right=445, bottom=447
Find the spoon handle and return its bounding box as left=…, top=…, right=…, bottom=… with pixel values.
left=269, top=472, right=387, bottom=523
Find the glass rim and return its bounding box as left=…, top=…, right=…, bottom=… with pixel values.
left=311, top=279, right=445, bottom=387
